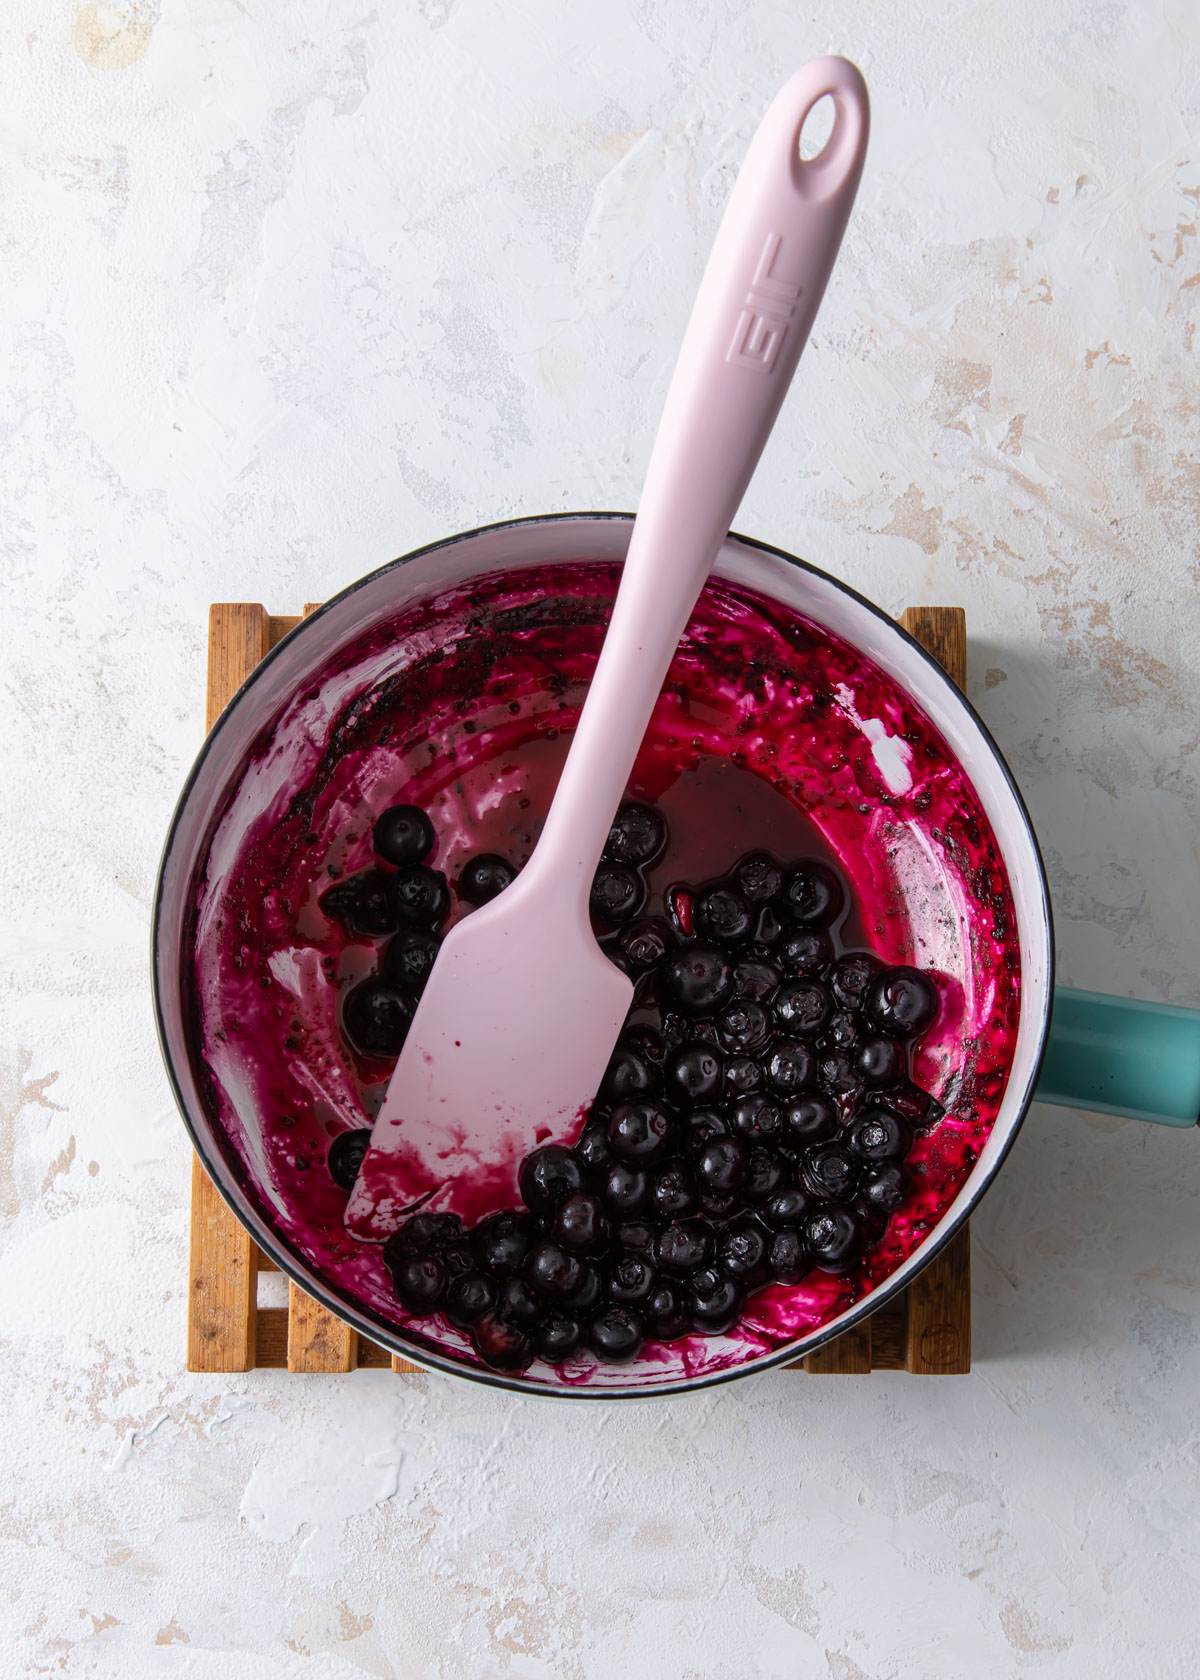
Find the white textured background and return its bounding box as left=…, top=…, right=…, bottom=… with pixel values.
left=3, top=2, right=1199, bottom=1675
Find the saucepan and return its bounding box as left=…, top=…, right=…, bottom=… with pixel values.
left=152, top=511, right=1200, bottom=1397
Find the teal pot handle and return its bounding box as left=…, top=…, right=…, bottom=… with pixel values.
left=1035, top=986, right=1200, bottom=1127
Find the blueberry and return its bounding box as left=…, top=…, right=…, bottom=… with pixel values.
left=471, top=1314, right=532, bottom=1371
left=319, top=868, right=398, bottom=937
left=524, top=1241, right=584, bottom=1302
left=441, top=1243, right=475, bottom=1279
left=392, top=864, right=451, bottom=928
left=768, top=1228, right=809, bottom=1283
left=831, top=952, right=884, bottom=1010
left=696, top=1136, right=747, bottom=1195
left=382, top=928, right=442, bottom=991
left=804, top=1203, right=867, bottom=1273
left=383, top=1212, right=463, bottom=1266
left=781, top=862, right=845, bottom=928
left=391, top=1255, right=446, bottom=1316
left=715, top=1000, right=771, bottom=1056
left=661, top=943, right=734, bottom=1016
left=741, top=1146, right=787, bottom=1204
left=603, top=802, right=666, bottom=866
left=645, top=1282, right=689, bottom=1341
left=472, top=1210, right=538, bottom=1276
left=729, top=1095, right=783, bottom=1144
left=695, top=886, right=753, bottom=946
left=607, top=1101, right=671, bottom=1163
left=817, top=1050, right=865, bottom=1106
left=751, top=905, right=785, bottom=948
left=611, top=918, right=676, bottom=976
left=327, top=1127, right=371, bottom=1191
left=688, top=1268, right=742, bottom=1335
left=553, top=1192, right=609, bottom=1254
left=731, top=851, right=784, bottom=904
left=602, top=1161, right=651, bottom=1216
left=664, top=1041, right=723, bottom=1107
left=782, top=1094, right=839, bottom=1143
left=458, top=853, right=516, bottom=905
left=600, top=1037, right=661, bottom=1104
left=801, top=1142, right=860, bottom=1201
left=590, top=862, right=648, bottom=925
left=845, top=1109, right=912, bottom=1162
left=772, top=980, right=831, bottom=1037
left=445, top=1272, right=498, bottom=1329
left=681, top=1108, right=728, bottom=1155
left=717, top=1217, right=769, bottom=1284
left=573, top=1118, right=612, bottom=1175
left=534, top=1313, right=583, bottom=1363
left=821, top=1010, right=861, bottom=1051
left=653, top=1161, right=698, bottom=1220
left=373, top=804, right=435, bottom=866
left=607, top=1253, right=657, bottom=1306
left=588, top=1304, right=646, bottom=1363
left=519, top=1145, right=584, bottom=1215
left=699, top=1191, right=739, bottom=1220
left=497, top=1275, right=542, bottom=1326
left=339, top=981, right=413, bottom=1055
left=723, top=1055, right=765, bottom=1098
left=762, top=1186, right=811, bottom=1229
left=655, top=1218, right=713, bottom=1277
left=731, top=958, right=783, bottom=1001
left=615, top=1219, right=656, bottom=1254
left=860, top=1163, right=907, bottom=1213
left=565, top=1260, right=604, bottom=1314
left=866, top=966, right=939, bottom=1039
left=856, top=1034, right=907, bottom=1087
left=778, top=928, right=834, bottom=977
left=765, top=1038, right=816, bottom=1096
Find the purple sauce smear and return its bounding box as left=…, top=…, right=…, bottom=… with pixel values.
left=186, top=563, right=1019, bottom=1388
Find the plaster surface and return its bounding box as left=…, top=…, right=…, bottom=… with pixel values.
left=1, top=2, right=1198, bottom=1675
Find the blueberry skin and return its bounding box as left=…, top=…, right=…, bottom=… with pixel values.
left=655, top=1218, right=714, bottom=1277
left=519, top=1145, right=585, bottom=1215
left=373, top=803, right=435, bottom=866
left=553, top=1192, right=610, bottom=1255
left=326, top=1127, right=371, bottom=1191
left=588, top=1305, right=646, bottom=1363
left=607, top=1253, right=658, bottom=1306
left=694, top=886, right=753, bottom=946
left=603, top=802, right=667, bottom=867
left=765, top=1038, right=817, bottom=1096
left=472, top=1210, right=538, bottom=1276
left=780, top=862, right=845, bottom=928
left=860, top=1163, right=907, bottom=1213
left=391, top=1255, right=446, bottom=1316
left=688, top=1269, right=743, bottom=1335
left=782, top=1095, right=839, bottom=1144
left=458, top=853, right=516, bottom=906
left=383, top=1212, right=463, bottom=1266
left=600, top=1038, right=661, bottom=1104
left=645, top=1282, right=690, bottom=1341
left=445, top=1272, right=499, bottom=1330
left=383, top=929, right=441, bottom=991
left=342, top=981, right=415, bottom=1057
left=777, top=928, right=834, bottom=977
left=471, top=1314, right=533, bottom=1371
left=856, top=1034, right=907, bottom=1087
left=611, top=919, right=676, bottom=976
left=717, top=1218, right=769, bottom=1285
left=391, top=864, right=451, bottom=928
left=804, top=1203, right=868, bottom=1274
left=602, top=1161, right=651, bottom=1217
left=801, top=1142, right=861, bottom=1201
left=768, top=1228, right=810, bottom=1283
left=590, top=861, right=648, bottom=925
left=696, top=1136, right=747, bottom=1195
left=653, top=1161, right=698, bottom=1220
left=772, top=980, right=832, bottom=1037
left=607, top=1101, right=672, bottom=1163
left=831, top=952, right=884, bottom=1010
left=320, top=868, right=398, bottom=936
left=845, top=1109, right=912, bottom=1163
left=523, top=1241, right=584, bottom=1302
left=731, top=851, right=784, bottom=904
left=715, top=1000, right=771, bottom=1056
left=866, top=966, right=939, bottom=1039
left=534, top=1314, right=583, bottom=1363
left=661, top=943, right=734, bottom=1016
left=664, top=1042, right=723, bottom=1107
left=497, top=1276, right=542, bottom=1327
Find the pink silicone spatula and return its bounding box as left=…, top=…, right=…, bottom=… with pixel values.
left=347, top=57, right=870, bottom=1236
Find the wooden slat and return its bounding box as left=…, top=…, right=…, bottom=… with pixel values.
left=802, top=1319, right=872, bottom=1374
left=391, top=1354, right=421, bottom=1374
left=205, top=602, right=267, bottom=730
left=266, top=613, right=301, bottom=649
left=869, top=1306, right=908, bottom=1371
left=187, top=1154, right=258, bottom=1371
left=287, top=1281, right=357, bottom=1373
left=900, top=605, right=967, bottom=687
left=254, top=1308, right=290, bottom=1368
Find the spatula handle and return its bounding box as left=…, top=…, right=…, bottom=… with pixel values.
left=531, top=57, right=870, bottom=907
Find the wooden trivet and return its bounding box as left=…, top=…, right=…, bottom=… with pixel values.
left=187, top=601, right=970, bottom=1378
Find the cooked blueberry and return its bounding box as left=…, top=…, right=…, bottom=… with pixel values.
left=681, top=1108, right=729, bottom=1155
left=817, top=1050, right=865, bottom=1105
left=382, top=928, right=442, bottom=991
left=751, top=905, right=785, bottom=948
left=445, top=1272, right=498, bottom=1329
left=519, top=1145, right=584, bottom=1215
left=845, top=1109, right=912, bottom=1162
left=645, top=1281, right=689, bottom=1341
left=472, top=1210, right=538, bottom=1276
left=319, top=868, right=398, bottom=936
left=831, top=951, right=884, bottom=1010
left=860, top=1163, right=907, bottom=1212
left=612, top=918, right=676, bottom=975
left=600, top=1037, right=661, bottom=1104
left=715, top=1000, right=771, bottom=1056
left=471, top=1313, right=532, bottom=1371
left=373, top=803, right=435, bottom=866
left=391, top=864, right=451, bottom=928
left=524, top=1240, right=584, bottom=1302
left=441, top=1243, right=475, bottom=1278
left=458, top=852, right=516, bottom=905
left=695, top=886, right=753, bottom=946
left=497, top=1275, right=542, bottom=1326
left=689, top=1268, right=742, bottom=1335
left=867, top=966, right=939, bottom=1038
left=615, top=1219, right=656, bottom=1254
left=553, top=1192, right=609, bottom=1254
left=607, top=1253, right=657, bottom=1306
left=533, top=1313, right=583, bottom=1363
left=574, top=1117, right=612, bottom=1174
left=696, top=1136, right=747, bottom=1195
left=875, top=1080, right=945, bottom=1126
left=781, top=862, right=845, bottom=928
left=664, top=1041, right=723, bottom=1107
left=590, top=861, right=648, bottom=925
left=661, top=943, right=734, bottom=1016
left=383, top=1211, right=463, bottom=1265
left=391, top=1255, right=446, bottom=1316
left=608, top=1101, right=671, bottom=1163
left=602, top=1161, right=651, bottom=1216
left=765, top=1038, right=816, bottom=1096
left=801, top=1141, right=860, bottom=1200
left=732, top=851, right=784, bottom=904
left=653, top=1161, right=698, bottom=1220
left=741, top=1146, right=787, bottom=1204
left=655, top=1218, right=713, bottom=1277
left=729, top=1095, right=783, bottom=1144
left=342, top=980, right=415, bottom=1057
left=820, top=1009, right=861, bottom=1051
left=588, top=1304, right=646, bottom=1363
left=565, top=1260, right=604, bottom=1314
left=762, top=1187, right=812, bottom=1229
left=768, top=1228, right=809, bottom=1283
left=604, top=801, right=667, bottom=866
left=856, top=1034, right=906, bottom=1087
left=731, top=958, right=782, bottom=1001
left=782, top=1094, right=839, bottom=1143
left=699, top=1191, right=738, bottom=1219
left=778, top=928, right=834, bottom=977
left=772, top=979, right=831, bottom=1037
left=327, top=1127, right=371, bottom=1191
left=723, top=1055, right=765, bottom=1098
left=717, top=1217, right=768, bottom=1284
left=804, top=1203, right=867, bottom=1273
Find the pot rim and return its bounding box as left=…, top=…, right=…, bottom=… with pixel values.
left=153, top=510, right=1055, bottom=1398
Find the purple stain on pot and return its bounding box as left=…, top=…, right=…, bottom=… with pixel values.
left=185, top=564, right=1019, bottom=1386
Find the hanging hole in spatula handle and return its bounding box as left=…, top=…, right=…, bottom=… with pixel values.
left=791, top=60, right=870, bottom=201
